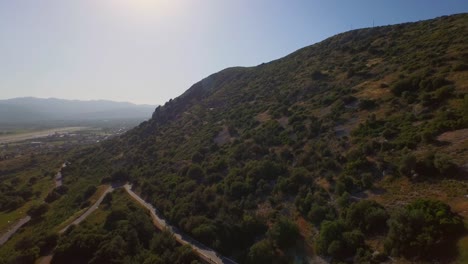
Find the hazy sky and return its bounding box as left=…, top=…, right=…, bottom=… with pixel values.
left=1, top=1, right=467, bottom=105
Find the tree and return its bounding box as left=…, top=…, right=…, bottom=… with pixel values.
left=247, top=239, right=275, bottom=264
left=187, top=165, right=205, bottom=182
left=316, top=219, right=365, bottom=260
left=269, top=218, right=300, bottom=249
left=174, top=244, right=198, bottom=264
left=399, top=153, right=416, bottom=176
left=433, top=154, right=457, bottom=176
left=345, top=200, right=388, bottom=234
left=316, top=220, right=346, bottom=255
left=192, top=223, right=216, bottom=245
left=89, top=235, right=127, bottom=264
left=83, top=185, right=97, bottom=200
left=27, top=202, right=49, bottom=218
left=102, top=192, right=113, bottom=206
left=384, top=199, right=463, bottom=258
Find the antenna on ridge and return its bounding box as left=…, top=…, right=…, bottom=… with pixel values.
left=373, top=19, right=375, bottom=28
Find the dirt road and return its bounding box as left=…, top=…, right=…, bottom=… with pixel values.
left=59, top=186, right=113, bottom=234
left=124, top=184, right=237, bottom=264
left=0, top=216, right=31, bottom=246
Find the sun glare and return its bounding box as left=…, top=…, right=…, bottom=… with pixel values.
left=111, top=0, right=177, bottom=18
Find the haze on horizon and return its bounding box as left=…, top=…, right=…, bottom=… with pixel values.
left=1, top=0, right=467, bottom=105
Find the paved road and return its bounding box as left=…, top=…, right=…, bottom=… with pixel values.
left=0, top=216, right=31, bottom=246
left=59, top=186, right=113, bottom=234
left=0, top=127, right=88, bottom=144
left=124, top=184, right=237, bottom=264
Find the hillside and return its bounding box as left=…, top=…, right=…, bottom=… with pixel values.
left=0, top=97, right=155, bottom=124
left=1, top=14, right=467, bottom=264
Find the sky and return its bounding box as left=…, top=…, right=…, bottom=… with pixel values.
left=0, top=1, right=467, bottom=105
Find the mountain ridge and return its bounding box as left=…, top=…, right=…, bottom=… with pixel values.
left=0, top=97, right=156, bottom=124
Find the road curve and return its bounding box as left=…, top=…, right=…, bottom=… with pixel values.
left=59, top=186, right=113, bottom=234
left=0, top=216, right=31, bottom=246
left=124, top=184, right=237, bottom=264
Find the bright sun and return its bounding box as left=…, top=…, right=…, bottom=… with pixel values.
left=113, top=0, right=173, bottom=13
left=99, top=0, right=187, bottom=25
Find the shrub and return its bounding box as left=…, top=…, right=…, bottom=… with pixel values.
left=452, top=62, right=468, bottom=71
left=316, top=220, right=346, bottom=255
left=384, top=199, right=463, bottom=258
left=345, top=200, right=388, bottom=234
left=247, top=239, right=275, bottom=264
left=359, top=99, right=377, bottom=110
left=317, top=220, right=365, bottom=259
left=391, top=78, right=419, bottom=96
left=187, top=165, right=205, bottom=180
left=27, top=203, right=49, bottom=218
left=269, top=218, right=300, bottom=249
left=398, top=153, right=416, bottom=176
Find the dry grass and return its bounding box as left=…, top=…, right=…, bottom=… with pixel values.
left=366, top=58, right=383, bottom=68
left=369, top=177, right=468, bottom=214
left=315, top=178, right=331, bottom=193
left=88, top=185, right=111, bottom=205
left=456, top=231, right=468, bottom=264
left=255, top=111, right=271, bottom=123
left=365, top=176, right=468, bottom=263
left=447, top=71, right=468, bottom=93
left=295, top=216, right=316, bottom=256
left=436, top=129, right=468, bottom=166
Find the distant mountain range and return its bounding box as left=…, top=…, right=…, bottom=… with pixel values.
left=0, top=97, right=156, bottom=124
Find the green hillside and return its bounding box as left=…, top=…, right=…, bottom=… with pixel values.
left=77, top=14, right=468, bottom=263
left=2, top=14, right=467, bottom=264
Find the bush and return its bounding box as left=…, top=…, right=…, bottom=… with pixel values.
left=433, top=154, right=458, bottom=176
left=316, top=220, right=346, bottom=255
left=186, top=164, right=205, bottom=182
left=83, top=185, right=97, bottom=200
left=345, top=200, right=388, bottom=234
left=391, top=78, right=419, bottom=96
left=247, top=239, right=275, bottom=264
left=317, top=220, right=366, bottom=259
left=308, top=204, right=334, bottom=226
left=269, top=218, right=300, bottom=249
left=359, top=99, right=377, bottom=110
left=398, top=153, right=417, bottom=176
left=384, top=199, right=463, bottom=258
left=45, top=190, right=61, bottom=203
left=27, top=203, right=49, bottom=218
left=452, top=62, right=468, bottom=71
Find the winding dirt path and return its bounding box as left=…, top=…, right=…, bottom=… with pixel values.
left=124, top=184, right=237, bottom=264
left=59, top=186, right=114, bottom=234
left=41, top=182, right=238, bottom=264
left=0, top=216, right=31, bottom=246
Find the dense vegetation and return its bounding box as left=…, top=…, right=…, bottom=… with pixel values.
left=64, top=14, right=468, bottom=263
left=52, top=190, right=200, bottom=264
left=0, top=155, right=55, bottom=212
left=0, top=14, right=467, bottom=263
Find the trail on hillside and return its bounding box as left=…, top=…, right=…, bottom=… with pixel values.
left=124, top=184, right=238, bottom=264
